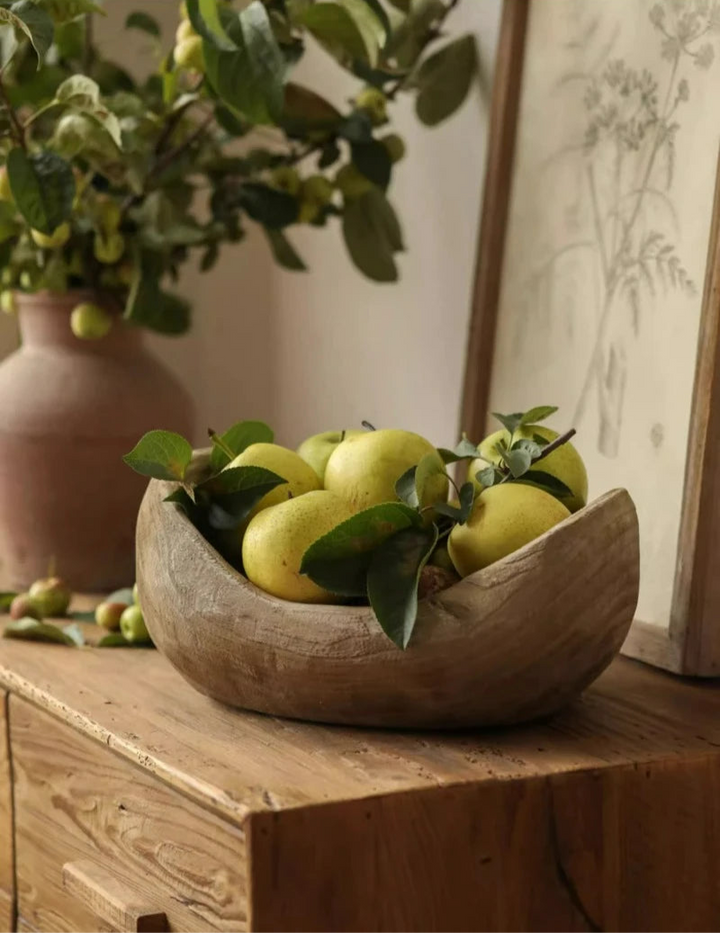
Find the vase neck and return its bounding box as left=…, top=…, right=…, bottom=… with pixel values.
left=14, top=290, right=142, bottom=354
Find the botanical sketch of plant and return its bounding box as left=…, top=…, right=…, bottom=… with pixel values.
left=524, top=0, right=719, bottom=458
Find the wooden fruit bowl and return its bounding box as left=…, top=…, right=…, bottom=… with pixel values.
left=136, top=480, right=639, bottom=729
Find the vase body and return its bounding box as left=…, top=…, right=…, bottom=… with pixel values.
left=0, top=290, right=194, bottom=591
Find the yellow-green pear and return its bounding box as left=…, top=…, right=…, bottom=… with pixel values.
left=469, top=425, right=588, bottom=513
left=448, top=483, right=570, bottom=576
left=324, top=428, right=448, bottom=513
left=225, top=443, right=321, bottom=516
left=296, top=428, right=365, bottom=482
left=242, top=490, right=355, bottom=603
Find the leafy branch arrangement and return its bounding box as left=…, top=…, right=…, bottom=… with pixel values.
left=124, top=405, right=576, bottom=650
left=0, top=0, right=478, bottom=336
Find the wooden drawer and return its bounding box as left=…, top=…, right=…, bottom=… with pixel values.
left=0, top=691, right=13, bottom=933
left=11, top=698, right=247, bottom=932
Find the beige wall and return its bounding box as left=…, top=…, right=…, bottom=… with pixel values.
left=0, top=1, right=501, bottom=450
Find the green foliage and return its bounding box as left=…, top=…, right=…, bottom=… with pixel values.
left=122, top=430, right=194, bottom=481
left=209, top=419, right=274, bottom=470
left=414, top=34, right=477, bottom=126
left=300, top=501, right=421, bottom=597
left=7, top=148, right=74, bottom=233
left=125, top=11, right=160, bottom=38
left=342, top=188, right=403, bottom=281
left=0, top=0, right=475, bottom=332
left=3, top=617, right=82, bottom=645
left=366, top=524, right=437, bottom=648
left=0, top=1, right=54, bottom=66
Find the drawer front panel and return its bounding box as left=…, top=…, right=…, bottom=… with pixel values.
left=11, top=698, right=247, bottom=932
left=0, top=691, right=14, bottom=933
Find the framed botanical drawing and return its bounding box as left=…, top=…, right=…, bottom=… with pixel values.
left=462, top=0, right=720, bottom=676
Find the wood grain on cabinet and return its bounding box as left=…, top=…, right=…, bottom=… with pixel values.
left=11, top=698, right=247, bottom=933
left=247, top=755, right=720, bottom=932
left=0, top=691, right=14, bottom=933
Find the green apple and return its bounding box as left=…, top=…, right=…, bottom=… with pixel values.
left=70, top=302, right=112, bottom=339
left=243, top=490, right=355, bottom=603
left=94, top=231, right=125, bottom=264
left=296, top=429, right=366, bottom=482
left=120, top=604, right=151, bottom=643
left=175, top=35, right=204, bottom=71
left=95, top=601, right=127, bottom=631
left=175, top=17, right=195, bottom=43
left=9, top=593, right=42, bottom=621
left=324, top=428, right=448, bottom=513
left=469, top=425, right=588, bottom=513
left=448, top=483, right=570, bottom=576
left=225, top=443, right=321, bottom=514
left=28, top=576, right=72, bottom=617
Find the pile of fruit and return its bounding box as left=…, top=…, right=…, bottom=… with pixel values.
left=2, top=577, right=152, bottom=648
left=125, top=405, right=588, bottom=649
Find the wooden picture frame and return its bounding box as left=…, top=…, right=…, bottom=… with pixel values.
left=461, top=0, right=720, bottom=676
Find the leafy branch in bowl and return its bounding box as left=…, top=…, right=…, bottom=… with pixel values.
left=124, top=405, right=584, bottom=650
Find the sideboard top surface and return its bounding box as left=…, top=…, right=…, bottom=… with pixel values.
left=1, top=618, right=720, bottom=825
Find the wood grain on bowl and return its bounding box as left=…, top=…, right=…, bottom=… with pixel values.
left=136, top=483, right=639, bottom=729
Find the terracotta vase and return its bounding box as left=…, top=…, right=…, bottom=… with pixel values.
left=0, top=290, right=194, bottom=592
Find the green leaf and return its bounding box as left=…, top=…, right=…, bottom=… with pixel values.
left=56, top=74, right=99, bottom=107
left=520, top=405, right=558, bottom=426
left=63, top=622, right=85, bottom=646
left=492, top=411, right=523, bottom=436
left=214, top=104, right=247, bottom=136
left=197, top=465, right=286, bottom=529
left=301, top=501, right=421, bottom=597
left=68, top=609, right=96, bottom=622
left=511, top=438, right=543, bottom=459
left=125, top=262, right=191, bottom=335
left=516, top=470, right=572, bottom=499
left=415, top=34, right=477, bottom=127
left=299, top=0, right=383, bottom=66
left=36, top=0, right=104, bottom=23
left=438, top=436, right=481, bottom=464
left=265, top=228, right=306, bottom=271
left=3, top=617, right=77, bottom=645
left=476, top=466, right=498, bottom=488
left=97, top=632, right=133, bottom=647
left=501, top=447, right=532, bottom=479
left=239, top=183, right=298, bottom=228
left=366, top=525, right=437, bottom=649
left=338, top=109, right=373, bottom=143
left=186, top=0, right=235, bottom=50
left=414, top=451, right=445, bottom=509
left=122, top=430, right=193, bottom=481
left=125, top=11, right=160, bottom=37
left=203, top=0, right=285, bottom=124
left=0, top=592, right=17, bottom=610
left=106, top=587, right=134, bottom=605
left=0, top=1, right=54, bottom=66
left=533, top=432, right=550, bottom=448
left=7, top=148, right=74, bottom=234
left=281, top=82, right=341, bottom=134
left=209, top=420, right=274, bottom=471
left=342, top=188, right=403, bottom=282
left=351, top=139, right=391, bottom=188
left=457, top=481, right=475, bottom=523
left=394, top=465, right=418, bottom=508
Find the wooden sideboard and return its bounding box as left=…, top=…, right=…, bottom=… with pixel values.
left=1, top=624, right=720, bottom=932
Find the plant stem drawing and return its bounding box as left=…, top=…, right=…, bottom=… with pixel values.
left=527, top=0, right=718, bottom=457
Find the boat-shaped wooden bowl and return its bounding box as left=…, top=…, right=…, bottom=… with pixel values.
left=136, top=480, right=639, bottom=729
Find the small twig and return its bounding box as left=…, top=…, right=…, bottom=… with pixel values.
left=150, top=111, right=214, bottom=182
left=207, top=428, right=235, bottom=461
left=532, top=428, right=577, bottom=465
